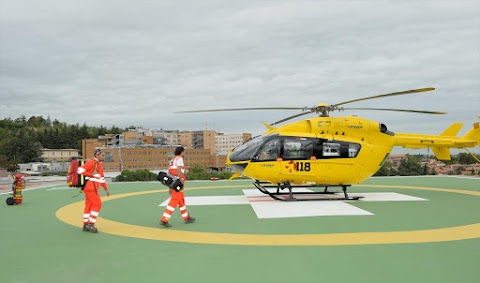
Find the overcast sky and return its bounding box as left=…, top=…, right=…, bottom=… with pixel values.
left=1, top=0, right=479, bottom=148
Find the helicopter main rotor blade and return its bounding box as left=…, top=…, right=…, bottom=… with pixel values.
left=342, top=107, right=446, bottom=114
left=332, top=87, right=435, bottom=107
left=270, top=111, right=312, bottom=126
left=176, top=107, right=305, bottom=113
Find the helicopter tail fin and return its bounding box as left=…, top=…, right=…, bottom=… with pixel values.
left=430, top=123, right=463, bottom=160
left=440, top=122, right=463, bottom=136
left=463, top=121, right=480, bottom=146
left=431, top=147, right=451, bottom=160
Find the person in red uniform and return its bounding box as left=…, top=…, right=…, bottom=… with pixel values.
left=160, top=146, right=196, bottom=227
left=77, top=148, right=110, bottom=233
left=12, top=174, right=25, bottom=204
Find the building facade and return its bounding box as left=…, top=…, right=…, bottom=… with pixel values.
left=215, top=133, right=252, bottom=154
left=42, top=149, right=80, bottom=162
left=81, top=129, right=250, bottom=172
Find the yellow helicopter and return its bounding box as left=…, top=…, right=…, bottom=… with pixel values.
left=179, top=87, right=480, bottom=201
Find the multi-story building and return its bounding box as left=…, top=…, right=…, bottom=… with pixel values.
left=42, top=149, right=80, bottom=162
left=81, top=128, right=249, bottom=172
left=387, top=154, right=407, bottom=169
left=98, top=147, right=212, bottom=172
left=151, top=130, right=181, bottom=146
left=215, top=133, right=252, bottom=155
left=179, top=131, right=193, bottom=149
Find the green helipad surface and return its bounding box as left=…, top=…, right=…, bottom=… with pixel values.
left=1, top=176, right=479, bottom=283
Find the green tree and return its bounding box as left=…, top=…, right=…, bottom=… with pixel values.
left=457, top=152, right=478, bottom=164
left=396, top=155, right=423, bottom=176
left=454, top=167, right=464, bottom=175
left=218, top=170, right=234, bottom=180
left=374, top=161, right=396, bottom=176
left=187, top=164, right=211, bottom=180
left=27, top=116, right=47, bottom=127
left=115, top=169, right=157, bottom=182
left=1, top=129, right=43, bottom=163
left=0, top=116, right=130, bottom=165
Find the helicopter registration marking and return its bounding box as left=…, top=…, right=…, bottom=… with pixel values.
left=284, top=161, right=310, bottom=172
left=295, top=162, right=310, bottom=171
left=56, top=184, right=480, bottom=246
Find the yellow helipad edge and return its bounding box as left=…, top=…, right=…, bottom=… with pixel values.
left=55, top=184, right=480, bottom=246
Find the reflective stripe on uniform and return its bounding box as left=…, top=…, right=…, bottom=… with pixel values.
left=85, top=177, right=106, bottom=183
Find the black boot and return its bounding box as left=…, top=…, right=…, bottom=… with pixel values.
left=85, top=224, right=98, bottom=233
left=160, top=221, right=172, bottom=228
left=185, top=216, right=196, bottom=224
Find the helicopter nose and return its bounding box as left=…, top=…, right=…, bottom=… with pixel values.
left=226, top=154, right=247, bottom=173
left=229, top=163, right=248, bottom=174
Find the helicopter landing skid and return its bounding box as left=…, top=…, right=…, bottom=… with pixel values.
left=253, top=182, right=363, bottom=201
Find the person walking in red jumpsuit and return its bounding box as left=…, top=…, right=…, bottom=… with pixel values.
left=160, top=146, right=195, bottom=227
left=77, top=148, right=110, bottom=233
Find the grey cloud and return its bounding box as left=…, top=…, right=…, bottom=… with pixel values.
left=0, top=0, right=478, bottom=140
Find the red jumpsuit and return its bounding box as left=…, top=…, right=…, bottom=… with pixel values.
left=77, top=158, right=108, bottom=225
left=161, top=155, right=191, bottom=222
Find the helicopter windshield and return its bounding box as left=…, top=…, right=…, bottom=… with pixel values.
left=256, top=138, right=281, bottom=161
left=229, top=134, right=277, bottom=162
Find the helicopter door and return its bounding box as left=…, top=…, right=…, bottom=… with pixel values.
left=250, top=137, right=282, bottom=181
left=280, top=137, right=315, bottom=182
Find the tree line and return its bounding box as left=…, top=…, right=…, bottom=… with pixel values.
left=0, top=115, right=129, bottom=170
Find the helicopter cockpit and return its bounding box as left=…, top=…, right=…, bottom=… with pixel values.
left=229, top=134, right=276, bottom=163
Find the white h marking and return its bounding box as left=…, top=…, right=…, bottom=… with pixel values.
left=159, top=189, right=427, bottom=219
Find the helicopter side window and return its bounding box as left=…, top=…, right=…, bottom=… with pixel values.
left=348, top=144, right=360, bottom=157
left=323, top=143, right=341, bottom=157
left=314, top=140, right=361, bottom=159
left=283, top=138, right=314, bottom=160
left=256, top=138, right=281, bottom=161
